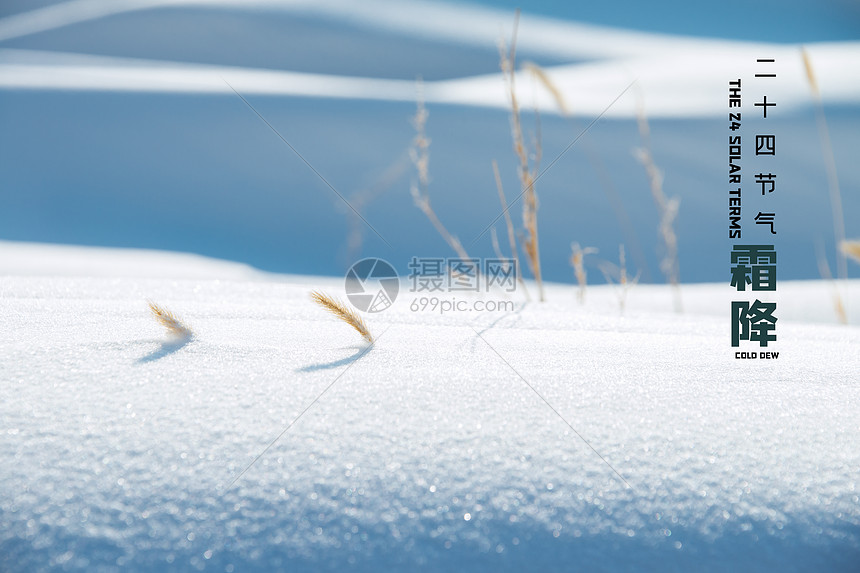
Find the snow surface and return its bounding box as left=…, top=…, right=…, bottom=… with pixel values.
left=1, top=242, right=858, bottom=572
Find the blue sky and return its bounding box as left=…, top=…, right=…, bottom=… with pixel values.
left=470, top=0, right=860, bottom=42
left=0, top=1, right=857, bottom=284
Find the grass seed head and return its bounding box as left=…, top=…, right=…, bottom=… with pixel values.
left=310, top=290, right=374, bottom=344
left=147, top=300, right=193, bottom=338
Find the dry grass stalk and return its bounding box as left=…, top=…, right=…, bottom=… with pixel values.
left=531, top=107, right=543, bottom=170
left=409, top=81, right=471, bottom=263
left=489, top=228, right=515, bottom=293
left=569, top=242, right=598, bottom=304
left=148, top=300, right=193, bottom=338
left=499, top=10, right=544, bottom=301
left=635, top=96, right=682, bottom=313
left=527, top=59, right=652, bottom=284
left=841, top=240, right=860, bottom=265
left=802, top=47, right=847, bottom=280
left=344, top=153, right=410, bottom=263
left=310, top=290, right=373, bottom=343
left=492, top=159, right=530, bottom=300
left=490, top=227, right=505, bottom=261
left=815, top=244, right=848, bottom=325
left=599, top=244, right=640, bottom=314
left=523, top=61, right=569, bottom=116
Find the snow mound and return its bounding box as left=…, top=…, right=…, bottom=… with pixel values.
left=1, top=243, right=858, bottom=571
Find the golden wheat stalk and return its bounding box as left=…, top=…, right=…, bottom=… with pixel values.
left=310, top=290, right=373, bottom=343
left=147, top=300, right=193, bottom=338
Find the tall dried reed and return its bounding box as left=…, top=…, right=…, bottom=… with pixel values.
left=802, top=48, right=847, bottom=281
left=492, top=159, right=530, bottom=300
left=569, top=242, right=597, bottom=304
left=635, top=96, right=682, bottom=313
left=841, top=240, right=860, bottom=265
left=409, top=82, right=472, bottom=263
left=599, top=244, right=639, bottom=314
left=498, top=10, right=544, bottom=301
left=815, top=243, right=847, bottom=325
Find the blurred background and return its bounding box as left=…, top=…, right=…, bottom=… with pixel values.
left=1, top=0, right=858, bottom=284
